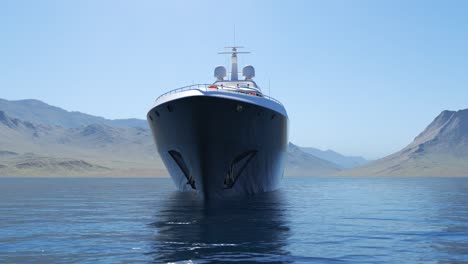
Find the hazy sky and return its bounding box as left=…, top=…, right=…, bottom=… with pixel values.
left=1, top=0, right=467, bottom=159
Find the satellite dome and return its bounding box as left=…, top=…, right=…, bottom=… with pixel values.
left=214, top=66, right=227, bottom=81
left=242, top=65, right=255, bottom=80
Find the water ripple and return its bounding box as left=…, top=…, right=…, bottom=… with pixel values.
left=1, top=177, right=468, bottom=263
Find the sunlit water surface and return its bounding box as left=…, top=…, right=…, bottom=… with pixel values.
left=1, top=178, right=468, bottom=263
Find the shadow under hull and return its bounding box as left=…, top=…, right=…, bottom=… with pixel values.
left=147, top=96, right=288, bottom=199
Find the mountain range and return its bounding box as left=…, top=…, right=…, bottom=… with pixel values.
left=301, top=147, right=368, bottom=168
left=339, top=109, right=468, bottom=176
left=285, top=143, right=343, bottom=176
left=5, top=98, right=463, bottom=177
left=0, top=98, right=148, bottom=129
left=0, top=98, right=364, bottom=177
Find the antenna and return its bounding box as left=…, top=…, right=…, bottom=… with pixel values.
left=233, top=25, right=236, bottom=47
left=269, top=79, right=271, bottom=96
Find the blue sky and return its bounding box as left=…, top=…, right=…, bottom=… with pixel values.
left=1, top=0, right=467, bottom=159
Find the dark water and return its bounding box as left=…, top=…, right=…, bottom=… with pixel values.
left=1, top=178, right=468, bottom=263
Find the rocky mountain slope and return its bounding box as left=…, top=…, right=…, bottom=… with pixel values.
left=0, top=110, right=163, bottom=176
left=339, top=109, right=468, bottom=176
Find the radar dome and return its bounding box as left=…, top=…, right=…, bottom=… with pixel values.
left=242, top=65, right=255, bottom=80
left=214, top=66, right=227, bottom=81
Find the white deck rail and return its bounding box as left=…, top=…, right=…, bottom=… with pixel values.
left=155, top=84, right=283, bottom=106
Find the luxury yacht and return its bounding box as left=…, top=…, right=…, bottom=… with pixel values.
left=147, top=47, right=288, bottom=198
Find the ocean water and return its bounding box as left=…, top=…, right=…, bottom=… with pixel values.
left=1, top=178, right=468, bottom=263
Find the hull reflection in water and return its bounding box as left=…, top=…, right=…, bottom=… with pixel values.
left=148, top=191, right=291, bottom=263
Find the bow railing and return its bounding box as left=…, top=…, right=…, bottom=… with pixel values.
left=155, top=84, right=283, bottom=106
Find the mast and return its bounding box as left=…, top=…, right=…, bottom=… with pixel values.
left=219, top=47, right=250, bottom=81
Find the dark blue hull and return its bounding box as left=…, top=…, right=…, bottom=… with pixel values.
left=147, top=95, right=288, bottom=199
